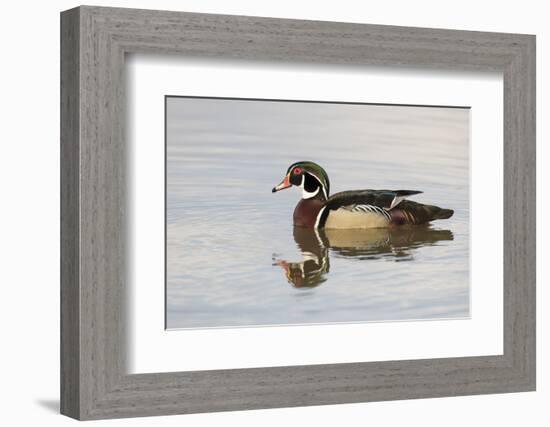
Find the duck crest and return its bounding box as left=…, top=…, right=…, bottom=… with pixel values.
left=293, top=198, right=324, bottom=228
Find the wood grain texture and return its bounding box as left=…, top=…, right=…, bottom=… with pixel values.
left=60, top=7, right=80, bottom=419
left=60, top=5, right=536, bottom=420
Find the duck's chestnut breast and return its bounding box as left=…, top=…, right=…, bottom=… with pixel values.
left=293, top=198, right=324, bottom=228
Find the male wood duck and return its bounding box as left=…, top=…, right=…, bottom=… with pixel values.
left=272, top=161, right=454, bottom=229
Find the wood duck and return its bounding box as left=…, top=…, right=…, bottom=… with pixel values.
left=272, top=161, right=454, bottom=229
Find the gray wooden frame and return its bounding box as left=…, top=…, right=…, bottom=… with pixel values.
left=60, top=5, right=536, bottom=420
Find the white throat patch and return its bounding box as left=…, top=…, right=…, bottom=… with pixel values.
left=298, top=175, right=321, bottom=199
left=298, top=173, right=327, bottom=200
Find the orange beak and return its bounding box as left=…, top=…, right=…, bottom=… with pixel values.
left=272, top=174, right=292, bottom=193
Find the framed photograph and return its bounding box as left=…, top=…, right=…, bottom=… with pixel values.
left=60, top=6, right=535, bottom=420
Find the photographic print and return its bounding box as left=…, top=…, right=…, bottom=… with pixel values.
left=166, top=96, right=469, bottom=329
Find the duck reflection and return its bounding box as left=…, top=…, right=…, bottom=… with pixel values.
left=274, top=226, right=454, bottom=288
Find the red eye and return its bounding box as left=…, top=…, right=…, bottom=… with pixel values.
left=293, top=167, right=302, bottom=175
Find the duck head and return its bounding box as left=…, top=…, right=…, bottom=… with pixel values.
left=272, top=161, right=330, bottom=200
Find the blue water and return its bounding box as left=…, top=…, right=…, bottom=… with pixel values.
left=166, top=97, right=470, bottom=329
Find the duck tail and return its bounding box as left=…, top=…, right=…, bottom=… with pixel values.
left=396, top=200, right=454, bottom=224
left=421, top=204, right=454, bottom=221
left=433, top=208, right=454, bottom=220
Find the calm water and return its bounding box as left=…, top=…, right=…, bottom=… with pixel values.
left=166, top=97, right=470, bottom=329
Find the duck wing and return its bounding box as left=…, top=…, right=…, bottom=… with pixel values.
left=317, top=189, right=422, bottom=228
left=326, top=189, right=422, bottom=210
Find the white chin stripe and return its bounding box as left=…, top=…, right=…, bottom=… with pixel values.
left=300, top=174, right=324, bottom=200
